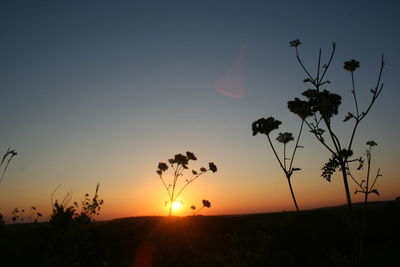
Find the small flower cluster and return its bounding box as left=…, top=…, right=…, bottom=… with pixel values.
left=289, top=39, right=301, bottom=48
left=366, top=140, right=377, bottom=147
left=156, top=151, right=217, bottom=176
left=276, top=132, right=294, bottom=144
left=288, top=89, right=342, bottom=120
left=251, top=117, right=281, bottom=136
left=343, top=59, right=360, bottom=72
left=287, top=98, right=313, bottom=120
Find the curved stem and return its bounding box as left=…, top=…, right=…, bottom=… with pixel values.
left=160, top=175, right=171, bottom=198
left=194, top=206, right=204, bottom=215
left=369, top=168, right=381, bottom=191
left=316, top=48, right=321, bottom=84
left=295, top=48, right=315, bottom=83
left=323, top=118, right=342, bottom=154
left=304, top=120, right=336, bottom=155
left=351, top=72, right=360, bottom=117
left=283, top=143, right=287, bottom=170
left=266, top=135, right=285, bottom=173
left=174, top=173, right=204, bottom=200
left=340, top=161, right=353, bottom=217
left=365, top=149, right=372, bottom=202
left=287, top=176, right=300, bottom=211
left=319, top=43, right=336, bottom=82
left=288, top=120, right=304, bottom=171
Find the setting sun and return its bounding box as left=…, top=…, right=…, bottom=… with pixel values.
left=171, top=201, right=182, bottom=211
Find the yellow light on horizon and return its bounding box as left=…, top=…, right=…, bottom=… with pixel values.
left=171, top=201, right=182, bottom=211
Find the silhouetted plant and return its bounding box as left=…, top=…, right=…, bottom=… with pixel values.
left=252, top=116, right=305, bottom=211
left=0, top=148, right=17, bottom=184
left=349, top=141, right=382, bottom=204
left=190, top=205, right=197, bottom=215
left=11, top=208, right=25, bottom=223
left=49, top=185, right=77, bottom=230
left=192, top=199, right=212, bottom=216
left=2, top=206, right=43, bottom=224
left=0, top=212, right=4, bottom=228
left=288, top=39, right=385, bottom=218
left=0, top=148, right=17, bottom=226
left=156, top=151, right=217, bottom=216
left=50, top=183, right=104, bottom=230
left=75, top=183, right=104, bottom=224
left=348, top=141, right=382, bottom=259
left=27, top=206, right=43, bottom=223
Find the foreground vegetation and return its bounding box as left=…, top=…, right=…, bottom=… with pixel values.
left=0, top=200, right=398, bottom=267
left=0, top=39, right=390, bottom=267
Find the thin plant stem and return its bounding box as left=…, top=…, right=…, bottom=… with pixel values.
left=266, top=134, right=300, bottom=211
left=351, top=72, right=360, bottom=117
left=316, top=48, right=321, bottom=84
left=287, top=176, right=299, bottom=211
left=288, top=119, right=304, bottom=171
left=266, top=135, right=285, bottom=172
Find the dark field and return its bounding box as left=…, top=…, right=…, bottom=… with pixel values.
left=1, top=201, right=399, bottom=267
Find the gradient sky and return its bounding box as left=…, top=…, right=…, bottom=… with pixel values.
left=1, top=0, right=399, bottom=221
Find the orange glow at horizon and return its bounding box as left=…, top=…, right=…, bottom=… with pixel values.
left=2, top=153, right=399, bottom=222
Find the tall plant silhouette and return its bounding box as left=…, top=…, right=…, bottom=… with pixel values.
left=288, top=39, right=384, bottom=218
left=0, top=148, right=17, bottom=184
left=348, top=140, right=382, bottom=258
left=349, top=141, right=382, bottom=206
left=0, top=148, right=17, bottom=224
left=156, top=152, right=217, bottom=216
left=252, top=117, right=304, bottom=211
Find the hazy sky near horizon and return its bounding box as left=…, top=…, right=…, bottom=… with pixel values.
left=1, top=0, right=399, bottom=220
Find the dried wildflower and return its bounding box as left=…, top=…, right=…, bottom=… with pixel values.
left=302, top=89, right=342, bottom=118
left=168, top=154, right=189, bottom=168
left=157, top=162, right=168, bottom=172
left=252, top=117, right=281, bottom=136
left=366, top=141, right=377, bottom=147
left=289, top=39, right=301, bottom=48
left=186, top=151, right=197, bottom=161
left=288, top=97, right=313, bottom=119
left=202, top=199, right=211, bottom=208
left=209, top=162, right=217, bottom=173
left=276, top=132, right=294, bottom=144
left=343, top=59, right=360, bottom=72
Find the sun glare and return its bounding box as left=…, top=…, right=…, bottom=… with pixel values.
left=171, top=201, right=182, bottom=211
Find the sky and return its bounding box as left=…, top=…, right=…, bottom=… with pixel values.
left=0, top=0, right=399, bottom=221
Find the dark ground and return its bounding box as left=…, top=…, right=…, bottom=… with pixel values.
left=1, top=200, right=399, bottom=267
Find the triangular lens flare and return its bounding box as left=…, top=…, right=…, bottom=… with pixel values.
left=214, top=43, right=247, bottom=99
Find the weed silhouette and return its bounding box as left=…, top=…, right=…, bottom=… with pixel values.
left=191, top=199, right=212, bottom=215
left=156, top=152, right=217, bottom=216
left=252, top=117, right=305, bottom=211
left=0, top=148, right=17, bottom=184
left=49, top=183, right=104, bottom=231
left=288, top=39, right=384, bottom=219
left=348, top=141, right=382, bottom=260
left=11, top=208, right=25, bottom=223
left=288, top=39, right=385, bottom=266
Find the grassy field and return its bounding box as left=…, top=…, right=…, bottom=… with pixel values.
left=1, top=200, right=399, bottom=267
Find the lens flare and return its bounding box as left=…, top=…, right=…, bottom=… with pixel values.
left=171, top=201, right=182, bottom=211
left=214, top=43, right=247, bottom=99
